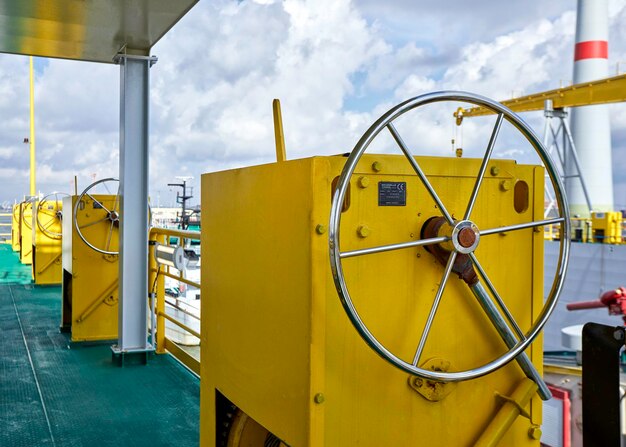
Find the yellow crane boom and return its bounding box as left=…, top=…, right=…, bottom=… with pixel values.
left=456, top=73, right=626, bottom=119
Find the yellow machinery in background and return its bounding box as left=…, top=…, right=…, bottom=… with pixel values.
left=11, top=203, right=20, bottom=251
left=62, top=178, right=119, bottom=342
left=590, top=211, right=622, bottom=244
left=19, top=200, right=34, bottom=265
left=199, top=93, right=570, bottom=446
left=32, top=193, right=67, bottom=285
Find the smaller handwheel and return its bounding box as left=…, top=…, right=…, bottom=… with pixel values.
left=36, top=192, right=70, bottom=239
left=74, top=178, right=120, bottom=255
left=21, top=199, right=34, bottom=230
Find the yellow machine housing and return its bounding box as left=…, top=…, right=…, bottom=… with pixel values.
left=200, top=154, right=545, bottom=446
left=62, top=195, right=118, bottom=342
left=591, top=211, right=623, bottom=244
left=32, top=200, right=64, bottom=285
left=19, top=201, right=33, bottom=265
left=11, top=203, right=20, bottom=251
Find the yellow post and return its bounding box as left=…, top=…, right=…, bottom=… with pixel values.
left=153, top=232, right=166, bottom=354
left=272, top=99, right=286, bottom=163
left=29, top=56, right=36, bottom=197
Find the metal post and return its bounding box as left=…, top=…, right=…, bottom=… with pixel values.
left=562, top=118, right=594, bottom=214
left=582, top=323, right=624, bottom=447
left=29, top=56, right=36, bottom=197
left=112, top=53, right=157, bottom=358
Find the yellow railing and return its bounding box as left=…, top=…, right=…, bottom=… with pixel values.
left=544, top=216, right=625, bottom=244
left=148, top=227, right=201, bottom=376
left=0, top=212, right=11, bottom=243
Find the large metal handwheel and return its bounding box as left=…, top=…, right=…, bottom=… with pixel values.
left=329, top=91, right=570, bottom=385
left=74, top=178, right=120, bottom=255
left=21, top=199, right=34, bottom=230
left=36, top=192, right=69, bottom=239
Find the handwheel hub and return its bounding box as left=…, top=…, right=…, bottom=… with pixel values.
left=451, top=220, right=480, bottom=254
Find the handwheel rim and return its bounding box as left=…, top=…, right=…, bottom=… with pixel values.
left=21, top=199, right=34, bottom=230
left=37, top=192, right=69, bottom=239
left=329, top=90, right=570, bottom=382
left=74, top=178, right=120, bottom=256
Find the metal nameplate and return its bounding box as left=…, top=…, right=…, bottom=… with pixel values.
left=378, top=181, right=406, bottom=206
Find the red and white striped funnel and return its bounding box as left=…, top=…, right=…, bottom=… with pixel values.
left=568, top=0, right=613, bottom=215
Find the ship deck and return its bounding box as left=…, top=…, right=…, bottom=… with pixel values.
left=0, top=244, right=200, bottom=446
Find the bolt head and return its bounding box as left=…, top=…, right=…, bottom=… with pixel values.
left=357, top=225, right=371, bottom=238
left=528, top=426, right=542, bottom=440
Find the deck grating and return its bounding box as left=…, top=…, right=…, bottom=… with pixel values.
left=0, top=245, right=200, bottom=447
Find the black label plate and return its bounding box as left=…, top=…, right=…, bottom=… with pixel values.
left=378, top=181, right=406, bottom=206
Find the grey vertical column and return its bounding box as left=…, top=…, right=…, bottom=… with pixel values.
left=113, top=53, right=157, bottom=354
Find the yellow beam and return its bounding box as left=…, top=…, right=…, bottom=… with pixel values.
left=458, top=73, right=626, bottom=118
left=474, top=378, right=540, bottom=446
left=163, top=337, right=200, bottom=376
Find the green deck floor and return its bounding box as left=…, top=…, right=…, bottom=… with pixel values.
left=0, top=244, right=200, bottom=446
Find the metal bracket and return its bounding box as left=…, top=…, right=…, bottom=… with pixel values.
left=494, top=392, right=531, bottom=419
left=407, top=358, right=456, bottom=402
left=113, top=53, right=158, bottom=67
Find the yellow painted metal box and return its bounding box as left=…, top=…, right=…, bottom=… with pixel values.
left=32, top=200, right=63, bottom=285
left=19, top=201, right=33, bottom=265
left=591, top=211, right=623, bottom=244
left=11, top=203, right=20, bottom=251
left=62, top=195, right=118, bottom=342
left=200, top=154, right=544, bottom=447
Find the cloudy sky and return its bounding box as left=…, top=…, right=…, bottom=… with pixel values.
left=0, top=0, right=625, bottom=209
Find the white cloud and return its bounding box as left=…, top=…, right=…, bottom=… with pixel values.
left=0, top=0, right=624, bottom=212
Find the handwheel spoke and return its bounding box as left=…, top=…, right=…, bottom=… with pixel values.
left=468, top=252, right=525, bottom=340
left=38, top=208, right=56, bottom=218
left=387, top=123, right=454, bottom=225
left=79, top=215, right=109, bottom=229
left=86, top=193, right=111, bottom=214
left=43, top=219, right=56, bottom=231
left=341, top=235, right=449, bottom=259
left=105, top=222, right=115, bottom=252
left=113, top=185, right=120, bottom=213
left=464, top=113, right=504, bottom=220
left=412, top=251, right=457, bottom=366
left=480, top=217, right=565, bottom=236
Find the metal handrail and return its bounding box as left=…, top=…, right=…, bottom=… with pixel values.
left=148, top=226, right=201, bottom=375
left=164, top=298, right=200, bottom=321
left=157, top=311, right=201, bottom=339
left=149, top=267, right=201, bottom=289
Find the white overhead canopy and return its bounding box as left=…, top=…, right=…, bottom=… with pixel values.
left=0, top=0, right=198, bottom=62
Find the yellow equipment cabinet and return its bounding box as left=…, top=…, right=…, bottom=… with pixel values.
left=32, top=193, right=67, bottom=285
left=591, top=211, right=623, bottom=244
left=19, top=200, right=34, bottom=265
left=11, top=203, right=20, bottom=251
left=199, top=93, right=570, bottom=447
left=62, top=184, right=119, bottom=342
